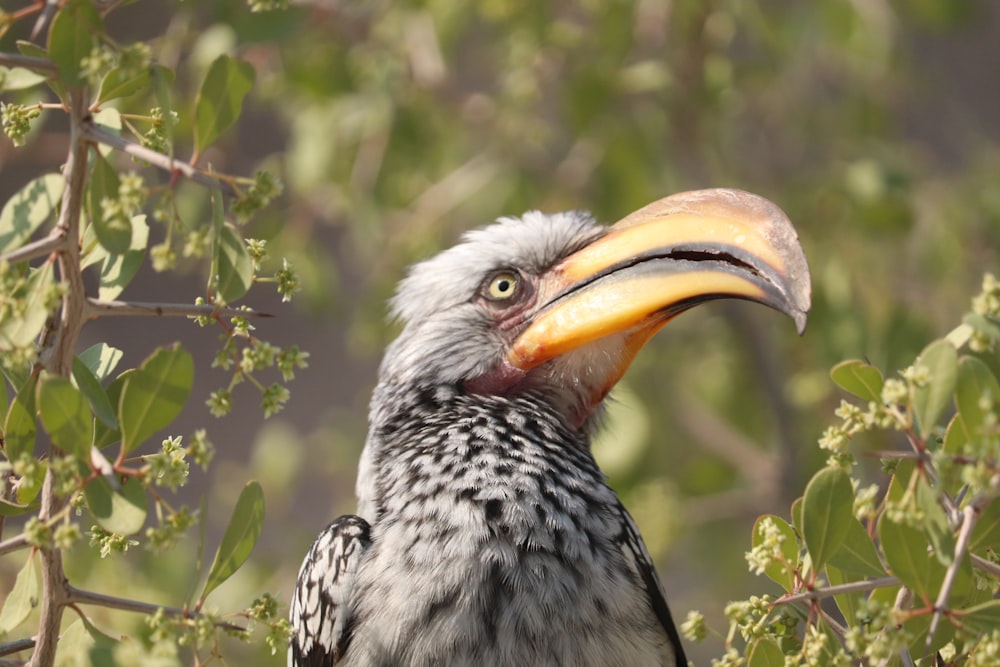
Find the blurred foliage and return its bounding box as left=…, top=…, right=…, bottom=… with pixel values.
left=2, top=0, right=998, bottom=665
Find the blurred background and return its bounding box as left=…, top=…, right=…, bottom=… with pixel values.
left=2, top=0, right=999, bottom=663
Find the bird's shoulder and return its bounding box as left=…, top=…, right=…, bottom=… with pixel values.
left=616, top=504, right=687, bottom=666
left=289, top=515, right=371, bottom=667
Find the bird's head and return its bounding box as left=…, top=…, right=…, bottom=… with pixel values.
left=380, top=188, right=811, bottom=429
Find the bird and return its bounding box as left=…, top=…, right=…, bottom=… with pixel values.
left=289, top=188, right=811, bottom=667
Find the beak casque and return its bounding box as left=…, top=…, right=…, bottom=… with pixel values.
left=508, top=189, right=812, bottom=377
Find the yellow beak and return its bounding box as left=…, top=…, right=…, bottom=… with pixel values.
left=508, top=189, right=811, bottom=375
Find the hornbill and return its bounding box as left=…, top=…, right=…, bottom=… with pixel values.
left=290, top=189, right=811, bottom=666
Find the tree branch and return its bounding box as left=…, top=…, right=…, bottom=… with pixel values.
left=971, top=553, right=1000, bottom=578
left=81, top=122, right=237, bottom=196
left=0, top=636, right=35, bottom=659
left=773, top=576, right=900, bottom=606
left=0, top=532, right=30, bottom=557
left=67, top=587, right=246, bottom=633
left=927, top=503, right=980, bottom=647
left=86, top=298, right=272, bottom=320
left=0, top=53, right=57, bottom=74
left=0, top=231, right=68, bottom=265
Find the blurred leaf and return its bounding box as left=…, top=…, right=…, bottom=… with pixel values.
left=0, top=173, right=63, bottom=253
left=193, top=55, right=255, bottom=154
left=119, top=345, right=193, bottom=453
left=37, top=374, right=92, bottom=458
left=747, top=638, right=784, bottom=667
left=790, top=497, right=803, bottom=537
left=942, top=412, right=969, bottom=455
left=878, top=514, right=943, bottom=602
left=826, top=565, right=861, bottom=626
left=72, top=356, right=117, bottom=430
left=0, top=497, right=37, bottom=516
left=93, top=370, right=132, bottom=449
left=84, top=475, right=147, bottom=536
left=201, top=480, right=265, bottom=601
left=751, top=514, right=799, bottom=592
left=969, top=502, right=1000, bottom=554
left=912, top=339, right=958, bottom=436
left=0, top=262, right=54, bottom=351
left=97, top=215, right=149, bottom=301
left=95, top=66, right=151, bottom=105
left=915, top=479, right=954, bottom=566
left=4, top=375, right=38, bottom=461
left=0, top=554, right=38, bottom=634
left=593, top=382, right=650, bottom=478
left=827, top=516, right=885, bottom=578
left=963, top=313, right=1000, bottom=347
left=78, top=343, right=124, bottom=381
left=0, top=66, right=48, bottom=91
left=954, top=356, right=1000, bottom=434
left=54, top=618, right=120, bottom=667
left=830, top=360, right=884, bottom=402
left=87, top=152, right=132, bottom=254
left=214, top=223, right=253, bottom=303
left=47, top=0, right=101, bottom=86
left=802, top=467, right=854, bottom=570
left=957, top=600, right=1000, bottom=636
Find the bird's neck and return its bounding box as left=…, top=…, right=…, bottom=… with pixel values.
left=358, top=381, right=603, bottom=522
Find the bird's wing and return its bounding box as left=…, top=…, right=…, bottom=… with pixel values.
left=289, top=515, right=371, bottom=667
left=617, top=505, right=688, bottom=666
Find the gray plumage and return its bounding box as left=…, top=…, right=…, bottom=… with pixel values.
left=291, top=211, right=690, bottom=667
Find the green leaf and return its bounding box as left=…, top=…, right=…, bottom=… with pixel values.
left=830, top=359, right=884, bottom=402
left=78, top=343, right=124, bottom=381
left=87, top=152, right=132, bottom=254
left=0, top=262, right=55, bottom=351
left=193, top=55, right=255, bottom=154
left=960, top=600, right=1000, bottom=635
left=827, top=516, right=885, bottom=577
left=95, top=65, right=151, bottom=105
left=801, top=467, right=855, bottom=570
left=969, top=501, right=1000, bottom=554
left=47, top=0, right=101, bottom=86
left=54, top=618, right=120, bottom=667
left=4, top=375, right=38, bottom=461
left=954, top=356, right=1000, bottom=434
left=119, top=345, right=193, bottom=453
left=214, top=223, right=253, bottom=303
left=0, top=554, right=38, bottom=634
left=0, top=174, right=63, bottom=254
left=84, top=475, right=147, bottom=536
left=37, top=375, right=92, bottom=458
left=93, top=370, right=132, bottom=449
left=912, top=339, right=958, bottom=436
left=747, top=638, right=784, bottom=667
left=826, top=565, right=861, bottom=626
left=751, top=514, right=799, bottom=592
left=942, top=412, right=969, bottom=455
left=0, top=66, right=48, bottom=91
left=72, top=357, right=117, bottom=430
left=915, top=478, right=954, bottom=566
left=0, top=497, right=37, bottom=516
left=201, top=481, right=265, bottom=601
left=94, top=214, right=149, bottom=301
left=878, top=514, right=944, bottom=602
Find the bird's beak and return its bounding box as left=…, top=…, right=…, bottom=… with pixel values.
left=508, top=189, right=811, bottom=390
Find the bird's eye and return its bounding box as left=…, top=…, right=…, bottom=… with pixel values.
left=484, top=271, right=520, bottom=301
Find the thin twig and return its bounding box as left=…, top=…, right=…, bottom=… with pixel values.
left=927, top=503, right=980, bottom=647
left=0, top=532, right=30, bottom=557
left=0, top=52, right=57, bottom=73
left=67, top=587, right=246, bottom=633
left=0, top=636, right=35, bottom=658
left=85, top=298, right=272, bottom=320
left=82, top=122, right=237, bottom=196
left=773, top=576, right=900, bottom=606
left=0, top=232, right=68, bottom=265
left=971, top=553, right=1000, bottom=577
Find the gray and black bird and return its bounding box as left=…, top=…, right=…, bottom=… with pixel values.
left=289, top=189, right=811, bottom=666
